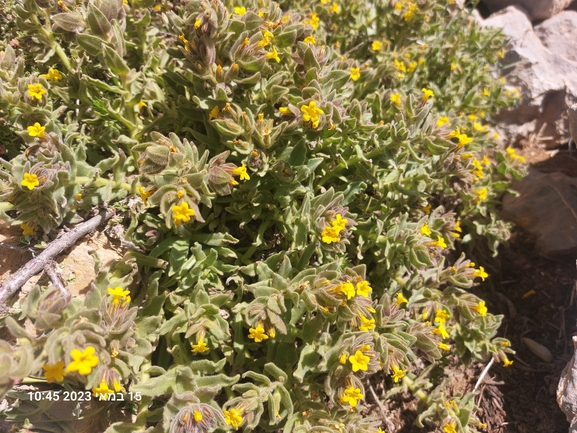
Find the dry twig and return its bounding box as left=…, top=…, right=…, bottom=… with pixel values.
left=0, top=210, right=113, bottom=314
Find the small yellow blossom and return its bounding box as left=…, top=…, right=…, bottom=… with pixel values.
left=338, top=281, right=356, bottom=300
left=266, top=46, right=281, bottom=63
left=232, top=164, right=250, bottom=181
left=193, top=410, right=203, bottom=422
left=390, top=93, right=401, bottom=106
left=372, top=41, right=382, bottom=51
left=391, top=365, right=406, bottom=383
left=434, top=309, right=450, bottom=324
left=436, top=116, right=449, bottom=128
left=339, top=353, right=348, bottom=364
left=433, top=322, right=450, bottom=339
left=21, top=222, right=37, bottom=236
left=108, top=287, right=130, bottom=305
left=340, top=386, right=364, bottom=407
left=472, top=300, right=488, bottom=316
left=473, top=266, right=488, bottom=281
left=443, top=423, right=457, bottom=433
left=483, top=87, right=490, bottom=97
left=396, top=293, right=408, bottom=306
left=422, top=203, right=431, bottom=214
left=329, top=2, right=340, bottom=13
left=407, top=61, right=417, bottom=72
left=191, top=335, right=209, bottom=353
left=503, top=358, right=514, bottom=367
left=138, top=186, right=152, bottom=205
left=349, top=350, right=370, bottom=372
left=21, top=173, right=40, bottom=190
left=304, top=35, right=316, bottom=45
left=475, top=187, right=488, bottom=202
left=449, top=127, right=473, bottom=148
left=258, top=30, right=274, bottom=47
left=233, top=6, right=246, bottom=15
left=497, top=48, right=505, bottom=58
left=279, top=106, right=291, bottom=115
left=138, top=101, right=147, bottom=110
left=224, top=408, right=244, bottom=429
left=403, top=3, right=417, bottom=21
left=41, top=68, right=63, bottom=82
left=429, top=236, right=447, bottom=249
left=208, top=105, right=219, bottom=120
left=421, top=87, right=434, bottom=102
left=28, top=83, right=46, bottom=100
left=92, top=380, right=114, bottom=400
left=67, top=346, right=99, bottom=375
left=309, top=12, right=320, bottom=30
left=171, top=202, right=196, bottom=226
left=473, top=122, right=487, bottom=132
left=248, top=325, right=269, bottom=342
left=301, top=100, right=324, bottom=129
left=321, top=225, right=341, bottom=244
left=454, top=220, right=462, bottom=234
left=194, top=19, right=202, bottom=29
left=43, top=361, right=65, bottom=383
left=350, top=67, right=361, bottom=81
left=358, top=314, right=375, bottom=331
left=356, top=280, right=372, bottom=298
left=395, top=2, right=403, bottom=10
left=420, top=223, right=432, bottom=237
left=482, top=155, right=491, bottom=166
left=438, top=342, right=451, bottom=351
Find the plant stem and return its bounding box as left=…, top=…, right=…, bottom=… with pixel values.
left=74, top=176, right=133, bottom=192
left=31, top=13, right=73, bottom=73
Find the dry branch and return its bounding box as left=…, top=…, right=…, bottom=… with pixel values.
left=0, top=210, right=113, bottom=314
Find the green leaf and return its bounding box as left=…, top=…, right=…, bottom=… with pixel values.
left=102, top=44, right=129, bottom=75
left=87, top=4, right=112, bottom=36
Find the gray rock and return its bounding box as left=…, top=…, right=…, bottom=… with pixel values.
left=501, top=166, right=577, bottom=256
left=481, top=0, right=573, bottom=21
left=480, top=6, right=577, bottom=149
left=534, top=10, right=577, bottom=63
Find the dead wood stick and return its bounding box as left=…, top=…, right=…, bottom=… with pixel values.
left=43, top=260, right=71, bottom=304
left=0, top=210, right=113, bottom=313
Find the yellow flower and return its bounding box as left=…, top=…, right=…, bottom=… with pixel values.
left=21, top=222, right=37, bottom=236
left=108, top=287, right=130, bottom=305
left=339, top=353, right=348, bottom=364
left=248, top=325, right=269, bottom=342
left=472, top=300, right=488, bottom=316
left=429, top=236, right=447, bottom=249
left=349, top=350, right=370, bottom=372
left=395, top=2, right=403, bottom=10
left=454, top=220, right=462, bottom=234
left=338, top=281, right=356, bottom=300
left=171, top=202, right=196, bottom=226
left=138, top=101, right=147, bottom=110
left=474, top=187, right=488, bottom=202
left=434, top=309, right=450, bottom=324
left=301, top=100, right=324, bottom=129
left=356, top=280, right=372, bottom=298
left=473, top=266, right=488, bottom=281
left=232, top=164, right=250, bottom=181
left=340, top=386, right=364, bottom=407
left=321, top=225, right=341, bottom=244
left=279, top=106, right=291, bottom=115
left=304, top=35, right=316, bottom=45
left=483, top=87, right=490, bottom=96
left=138, top=186, right=152, bottom=205
left=41, top=67, right=63, bottom=82
left=43, top=361, right=65, bottom=383
left=309, top=12, right=320, bottom=30
left=391, top=365, right=406, bottom=383
left=420, top=223, right=432, bottom=237
left=372, top=41, right=382, bottom=51
left=407, top=61, right=417, bottom=72
left=194, top=19, right=202, bottom=29
left=193, top=410, right=203, bottom=422
left=393, top=59, right=406, bottom=72
left=28, top=83, right=46, bottom=100
left=67, top=346, right=99, bottom=375
left=396, top=293, right=408, bottom=306
left=438, top=342, right=451, bottom=351
left=350, top=67, right=361, bottom=81
left=432, top=322, right=449, bottom=339
left=266, top=45, right=281, bottom=63
left=403, top=3, right=417, bottom=21
left=503, top=357, right=514, bottom=367
left=482, top=155, right=491, bottom=166
left=443, top=423, right=457, bottom=433
left=92, top=380, right=113, bottom=400
left=258, top=30, right=274, bottom=47
left=473, top=122, right=487, bottom=132
left=497, top=48, right=505, bottom=58
left=358, top=314, right=375, bottom=331
left=390, top=93, right=401, bottom=106
left=224, top=408, right=244, bottom=429
left=113, top=379, right=123, bottom=392
left=329, top=2, right=340, bottom=13
left=208, top=105, right=219, bottom=120
left=421, top=87, right=434, bottom=102
left=436, top=116, right=449, bottom=128
left=332, top=214, right=348, bottom=231
left=21, top=173, right=39, bottom=190
left=448, top=127, right=473, bottom=148
left=234, top=6, right=246, bottom=15
left=191, top=335, right=209, bottom=353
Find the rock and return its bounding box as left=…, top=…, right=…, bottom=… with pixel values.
left=479, top=6, right=577, bottom=149
left=481, top=0, right=573, bottom=21
left=534, top=10, right=577, bottom=62
left=558, top=336, right=577, bottom=431
left=501, top=165, right=577, bottom=256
